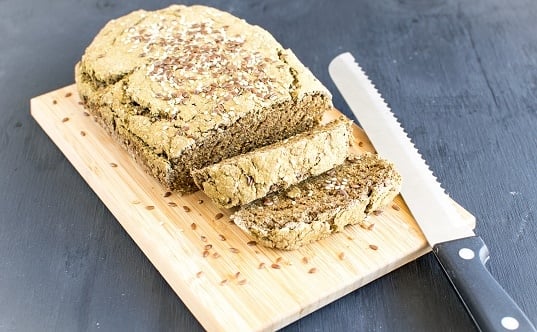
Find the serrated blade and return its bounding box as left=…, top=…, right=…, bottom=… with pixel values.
left=328, top=52, right=474, bottom=246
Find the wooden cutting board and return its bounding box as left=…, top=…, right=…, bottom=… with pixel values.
left=31, top=85, right=475, bottom=331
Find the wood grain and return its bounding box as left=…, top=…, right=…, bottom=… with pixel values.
left=31, top=84, right=474, bottom=331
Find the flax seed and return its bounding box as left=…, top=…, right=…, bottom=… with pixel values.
left=308, top=267, right=317, bottom=274
left=246, top=240, right=257, bottom=246
left=215, top=212, right=224, bottom=220
left=229, top=247, right=239, bottom=253
left=145, top=205, right=154, bottom=210
left=271, top=263, right=281, bottom=269
left=61, top=117, right=69, bottom=122
left=163, top=191, right=172, bottom=197
left=183, top=205, right=191, bottom=212
left=190, top=222, right=197, bottom=230
left=167, top=202, right=177, bottom=207
left=369, top=244, right=378, bottom=250
left=109, top=162, right=118, bottom=167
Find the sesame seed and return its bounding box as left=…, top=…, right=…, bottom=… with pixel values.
left=145, top=205, right=155, bottom=210
left=215, top=212, right=224, bottom=220
left=308, top=267, right=317, bottom=274
left=182, top=205, right=191, bottom=212
left=369, top=244, right=379, bottom=250
left=61, top=117, right=69, bottom=122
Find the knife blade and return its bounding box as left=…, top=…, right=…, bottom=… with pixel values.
left=329, top=52, right=536, bottom=332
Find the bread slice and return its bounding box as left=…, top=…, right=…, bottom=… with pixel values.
left=74, top=5, right=332, bottom=193
left=231, top=153, right=402, bottom=250
left=191, top=118, right=351, bottom=208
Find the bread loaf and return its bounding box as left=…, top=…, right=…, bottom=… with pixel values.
left=75, top=5, right=332, bottom=193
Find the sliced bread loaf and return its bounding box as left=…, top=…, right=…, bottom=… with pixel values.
left=75, top=5, right=332, bottom=193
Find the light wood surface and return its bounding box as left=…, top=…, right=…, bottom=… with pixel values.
left=31, top=84, right=475, bottom=332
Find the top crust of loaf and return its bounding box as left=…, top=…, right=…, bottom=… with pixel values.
left=77, top=5, right=331, bottom=159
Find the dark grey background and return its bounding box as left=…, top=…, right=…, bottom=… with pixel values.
left=2, top=0, right=536, bottom=331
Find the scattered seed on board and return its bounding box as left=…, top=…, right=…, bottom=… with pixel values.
left=202, top=250, right=210, bottom=258
left=190, top=223, right=197, bottom=230
left=229, top=247, right=240, bottom=254
left=167, top=202, right=177, bottom=207
left=308, top=267, right=317, bottom=274
left=196, top=271, right=203, bottom=278
left=109, top=162, right=118, bottom=168
left=302, top=257, right=309, bottom=264
left=238, top=279, right=247, bottom=285
left=212, top=252, right=220, bottom=258
left=53, top=100, right=58, bottom=105
left=83, top=111, right=90, bottom=116
left=220, top=279, right=228, bottom=286
left=204, top=244, right=212, bottom=250
left=392, top=204, right=400, bottom=211
left=183, top=205, right=191, bottom=212
left=258, top=262, right=266, bottom=269
left=218, top=234, right=226, bottom=241
left=200, top=235, right=207, bottom=242
left=372, top=210, right=382, bottom=216
left=163, top=191, right=172, bottom=197
left=197, top=199, right=204, bottom=204
left=358, top=141, right=364, bottom=147
left=271, top=263, right=281, bottom=269
left=367, top=224, right=375, bottom=231
left=215, top=212, right=224, bottom=220
left=61, top=117, right=69, bottom=122
left=234, top=272, right=241, bottom=279
left=338, top=252, right=345, bottom=260
left=247, top=240, right=257, bottom=246
left=275, top=257, right=283, bottom=264
left=65, top=92, right=72, bottom=98
left=145, top=205, right=155, bottom=210
left=369, top=244, right=379, bottom=250
left=80, top=131, right=86, bottom=136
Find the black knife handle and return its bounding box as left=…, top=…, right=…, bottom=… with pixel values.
left=433, top=236, right=536, bottom=332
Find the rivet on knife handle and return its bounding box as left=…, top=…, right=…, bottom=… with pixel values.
left=329, top=52, right=537, bottom=332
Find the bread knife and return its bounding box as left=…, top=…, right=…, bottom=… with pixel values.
left=328, top=52, right=536, bottom=332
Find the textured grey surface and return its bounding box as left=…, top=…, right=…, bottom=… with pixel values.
left=1, top=0, right=536, bottom=331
